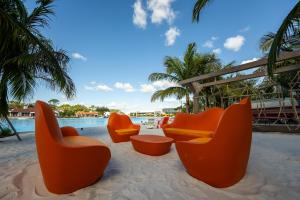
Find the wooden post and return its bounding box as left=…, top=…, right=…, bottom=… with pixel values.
left=193, top=93, right=200, bottom=113
left=191, top=82, right=202, bottom=114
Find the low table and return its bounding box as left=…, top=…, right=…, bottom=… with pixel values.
left=130, top=135, right=174, bottom=156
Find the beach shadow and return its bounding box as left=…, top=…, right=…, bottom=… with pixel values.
left=174, top=160, right=185, bottom=171
left=101, top=157, right=122, bottom=181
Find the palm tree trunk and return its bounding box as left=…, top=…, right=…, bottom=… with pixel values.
left=186, top=94, right=190, bottom=113
left=4, top=115, right=21, bottom=141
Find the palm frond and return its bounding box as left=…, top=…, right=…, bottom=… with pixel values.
left=183, top=42, right=197, bottom=69
left=260, top=32, right=276, bottom=53
left=192, top=0, right=210, bottom=23
left=27, top=0, right=54, bottom=28
left=267, top=1, right=300, bottom=76
left=150, top=87, right=188, bottom=102
left=148, top=72, right=179, bottom=83
left=164, top=56, right=184, bottom=79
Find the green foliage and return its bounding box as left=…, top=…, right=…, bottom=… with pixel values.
left=0, top=0, right=76, bottom=117
left=8, top=101, right=24, bottom=109
left=259, top=32, right=296, bottom=54
left=58, top=104, right=89, bottom=117
left=109, top=109, right=122, bottom=113
left=94, top=106, right=110, bottom=115
left=57, top=103, right=112, bottom=117
left=57, top=104, right=74, bottom=117
left=0, top=127, right=12, bottom=137
left=48, top=99, right=60, bottom=106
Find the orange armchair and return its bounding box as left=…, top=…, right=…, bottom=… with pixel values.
left=107, top=113, right=140, bottom=143
left=175, top=98, right=252, bottom=188
left=157, top=116, right=169, bottom=128
left=35, top=101, right=111, bottom=194
left=162, top=108, right=224, bottom=141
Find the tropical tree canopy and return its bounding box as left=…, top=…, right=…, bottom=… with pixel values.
left=148, top=42, right=221, bottom=113
left=0, top=0, right=75, bottom=117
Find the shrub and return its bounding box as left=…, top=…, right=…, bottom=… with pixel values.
left=0, top=128, right=12, bottom=137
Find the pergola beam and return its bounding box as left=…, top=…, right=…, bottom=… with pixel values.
left=193, top=64, right=300, bottom=89
left=180, top=50, right=300, bottom=85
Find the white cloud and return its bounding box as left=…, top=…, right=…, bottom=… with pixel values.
left=147, top=0, right=176, bottom=24
left=84, top=86, right=94, bottom=91
left=203, top=40, right=214, bottom=48
left=212, top=48, right=222, bottom=54
left=107, top=102, right=117, bottom=108
left=152, top=80, right=178, bottom=89
left=140, top=80, right=179, bottom=93
left=240, top=26, right=250, bottom=32
left=203, top=36, right=218, bottom=48
left=84, top=84, right=113, bottom=92
left=241, top=57, right=259, bottom=64
left=96, top=84, right=113, bottom=92
left=72, top=52, right=87, bottom=61
left=106, top=101, right=140, bottom=113
left=114, top=82, right=135, bottom=92
left=140, top=84, right=156, bottom=93
left=165, top=27, right=180, bottom=46
left=224, top=35, right=245, bottom=52
left=133, top=0, right=147, bottom=29
left=90, top=81, right=96, bottom=85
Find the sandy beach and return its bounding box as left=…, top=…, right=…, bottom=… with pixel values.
left=0, top=127, right=300, bottom=200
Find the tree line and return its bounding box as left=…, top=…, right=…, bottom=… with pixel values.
left=9, top=99, right=112, bottom=118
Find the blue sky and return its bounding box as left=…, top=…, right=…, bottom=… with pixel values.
left=25, top=0, right=297, bottom=113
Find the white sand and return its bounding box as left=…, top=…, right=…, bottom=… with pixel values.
left=0, top=127, right=300, bottom=200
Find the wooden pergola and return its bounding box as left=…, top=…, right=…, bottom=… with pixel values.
left=179, top=51, right=300, bottom=113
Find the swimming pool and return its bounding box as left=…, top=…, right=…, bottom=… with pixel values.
left=8, top=117, right=148, bottom=133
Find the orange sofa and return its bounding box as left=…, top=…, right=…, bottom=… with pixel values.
left=35, top=101, right=111, bottom=194
left=107, top=113, right=140, bottom=143
left=162, top=108, right=224, bottom=141
left=175, top=98, right=252, bottom=188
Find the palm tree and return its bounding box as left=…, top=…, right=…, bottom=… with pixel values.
left=0, top=0, right=76, bottom=140
left=148, top=42, right=221, bottom=113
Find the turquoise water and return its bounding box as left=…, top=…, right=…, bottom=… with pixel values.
left=8, top=117, right=148, bottom=133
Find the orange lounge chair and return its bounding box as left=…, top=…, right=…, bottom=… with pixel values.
left=35, top=101, right=111, bottom=194
left=107, top=113, right=140, bottom=143
left=175, top=98, right=252, bottom=188
left=162, top=108, right=224, bottom=141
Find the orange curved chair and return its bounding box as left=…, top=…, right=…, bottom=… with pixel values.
left=157, top=116, right=169, bottom=128
left=35, top=101, right=111, bottom=194
left=107, top=113, right=140, bottom=143
left=162, top=108, right=224, bottom=141
left=175, top=98, right=252, bottom=188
